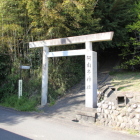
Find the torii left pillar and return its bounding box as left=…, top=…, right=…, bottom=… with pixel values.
left=42, top=47, right=49, bottom=105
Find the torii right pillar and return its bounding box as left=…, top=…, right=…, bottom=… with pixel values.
left=85, top=41, right=97, bottom=108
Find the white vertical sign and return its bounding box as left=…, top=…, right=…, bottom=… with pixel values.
left=18, top=80, right=22, bottom=98
left=85, top=50, right=97, bottom=108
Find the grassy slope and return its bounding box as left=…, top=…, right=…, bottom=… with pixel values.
left=110, top=71, right=140, bottom=92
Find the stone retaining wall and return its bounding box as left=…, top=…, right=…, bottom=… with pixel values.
left=96, top=101, right=140, bottom=131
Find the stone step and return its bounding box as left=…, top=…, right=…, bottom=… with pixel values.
left=75, top=108, right=97, bottom=124
left=99, top=85, right=109, bottom=94
left=104, top=88, right=113, bottom=97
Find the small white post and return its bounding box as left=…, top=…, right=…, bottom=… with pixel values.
left=41, top=46, right=49, bottom=106
left=85, top=42, right=97, bottom=108
left=18, top=80, right=22, bottom=98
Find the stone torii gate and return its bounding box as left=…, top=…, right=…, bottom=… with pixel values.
left=29, top=31, right=114, bottom=108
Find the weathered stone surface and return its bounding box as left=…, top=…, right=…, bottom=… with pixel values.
left=97, top=103, right=102, bottom=107
left=135, top=126, right=140, bottom=131
left=114, top=110, right=120, bottom=116
left=110, top=110, right=113, bottom=114
left=135, top=108, right=140, bottom=113
left=82, top=115, right=88, bottom=121
left=127, top=104, right=131, bottom=107
left=125, top=112, right=129, bottom=117
left=101, top=109, right=104, bottom=113
left=105, top=119, right=109, bottom=123
left=108, top=105, right=112, bottom=110
left=88, top=116, right=95, bottom=123
left=104, top=121, right=109, bottom=126
left=130, top=125, right=136, bottom=129
left=112, top=121, right=117, bottom=127
left=108, top=102, right=112, bottom=105
left=105, top=101, right=109, bottom=104
left=125, top=123, right=130, bottom=129
left=97, top=113, right=101, bottom=117
left=133, top=119, right=140, bottom=126
left=108, top=121, right=112, bottom=127
left=112, top=106, right=117, bottom=110
left=111, top=110, right=113, bottom=114
left=114, top=117, right=118, bottom=122
left=116, top=122, right=121, bottom=127
left=131, top=104, right=137, bottom=109
left=135, top=95, right=140, bottom=102
left=127, top=107, right=133, bottom=113
left=76, top=108, right=97, bottom=117
left=76, top=114, right=82, bottom=120
left=117, top=107, right=122, bottom=111
left=135, top=114, right=140, bottom=119
left=129, top=113, right=135, bottom=119
left=100, top=119, right=105, bottom=123
left=122, top=116, right=128, bottom=123
left=120, top=123, right=126, bottom=128
left=104, top=109, right=109, bottom=114
left=97, top=108, right=102, bottom=113
left=100, top=114, right=104, bottom=119
left=117, top=115, right=124, bottom=123
left=104, top=114, right=108, bottom=119
left=101, top=101, right=105, bottom=104
left=122, top=107, right=127, bottom=110
left=102, top=104, right=109, bottom=109
left=111, top=115, right=115, bottom=121
left=108, top=115, right=111, bottom=119
left=112, top=102, right=115, bottom=106
left=120, top=112, right=126, bottom=117
left=95, top=91, right=140, bottom=131
left=128, top=119, right=133, bottom=125
left=126, top=93, right=133, bottom=98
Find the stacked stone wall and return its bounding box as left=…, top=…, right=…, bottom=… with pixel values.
left=96, top=101, right=140, bottom=131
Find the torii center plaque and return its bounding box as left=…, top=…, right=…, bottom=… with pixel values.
left=29, top=31, right=114, bottom=108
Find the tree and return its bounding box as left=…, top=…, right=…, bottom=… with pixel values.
left=94, top=0, right=139, bottom=50
left=119, top=2, right=140, bottom=70
left=38, top=0, right=100, bottom=39
left=0, top=0, right=101, bottom=102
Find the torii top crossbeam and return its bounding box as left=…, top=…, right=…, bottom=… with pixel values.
left=29, top=32, right=114, bottom=48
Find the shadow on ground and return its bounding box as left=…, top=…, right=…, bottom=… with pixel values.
left=0, top=128, right=32, bottom=140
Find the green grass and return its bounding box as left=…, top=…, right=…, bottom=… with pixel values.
left=0, top=94, right=39, bottom=111
left=110, top=71, right=140, bottom=92
left=127, top=129, right=139, bottom=135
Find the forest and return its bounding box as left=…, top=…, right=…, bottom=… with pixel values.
left=0, top=0, right=140, bottom=111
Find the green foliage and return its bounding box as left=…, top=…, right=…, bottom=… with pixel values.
left=0, top=54, right=10, bottom=82
left=0, top=68, right=41, bottom=111
left=94, top=0, right=139, bottom=49
left=127, top=129, right=139, bottom=135
left=110, top=71, right=140, bottom=92
left=0, top=73, right=18, bottom=100
left=48, top=55, right=84, bottom=102
left=0, top=95, right=39, bottom=111
left=118, top=2, right=140, bottom=70
left=0, top=0, right=140, bottom=110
